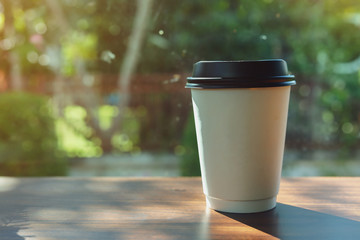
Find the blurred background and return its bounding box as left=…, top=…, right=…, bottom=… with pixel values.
left=0, top=0, right=359, bottom=177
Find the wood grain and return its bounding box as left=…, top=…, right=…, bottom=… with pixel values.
left=0, top=177, right=359, bottom=239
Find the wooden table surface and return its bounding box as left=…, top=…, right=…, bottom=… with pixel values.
left=0, top=177, right=359, bottom=240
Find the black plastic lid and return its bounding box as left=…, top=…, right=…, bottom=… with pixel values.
left=186, top=59, right=296, bottom=89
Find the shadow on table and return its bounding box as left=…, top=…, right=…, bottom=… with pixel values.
left=0, top=224, right=27, bottom=240
left=219, top=203, right=360, bottom=240
left=0, top=211, right=31, bottom=240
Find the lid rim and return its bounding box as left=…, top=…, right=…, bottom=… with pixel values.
left=185, top=80, right=296, bottom=89
left=187, top=75, right=295, bottom=81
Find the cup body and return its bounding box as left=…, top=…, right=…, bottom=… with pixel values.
left=191, top=86, right=291, bottom=213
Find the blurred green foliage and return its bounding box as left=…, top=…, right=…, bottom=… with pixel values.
left=56, top=105, right=143, bottom=158
left=180, top=113, right=200, bottom=176
left=156, top=0, right=360, bottom=175
left=0, top=92, right=67, bottom=176
left=55, top=105, right=101, bottom=158
left=0, top=0, right=359, bottom=176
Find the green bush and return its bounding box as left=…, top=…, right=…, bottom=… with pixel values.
left=0, top=92, right=67, bottom=176
left=180, top=112, right=201, bottom=176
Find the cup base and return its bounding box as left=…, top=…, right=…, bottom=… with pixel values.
left=206, top=195, right=277, bottom=213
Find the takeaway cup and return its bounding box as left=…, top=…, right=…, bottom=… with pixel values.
left=186, top=60, right=296, bottom=213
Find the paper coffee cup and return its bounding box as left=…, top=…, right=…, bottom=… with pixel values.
left=186, top=60, right=296, bottom=213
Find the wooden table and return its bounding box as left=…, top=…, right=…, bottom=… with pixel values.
left=0, top=177, right=359, bottom=239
